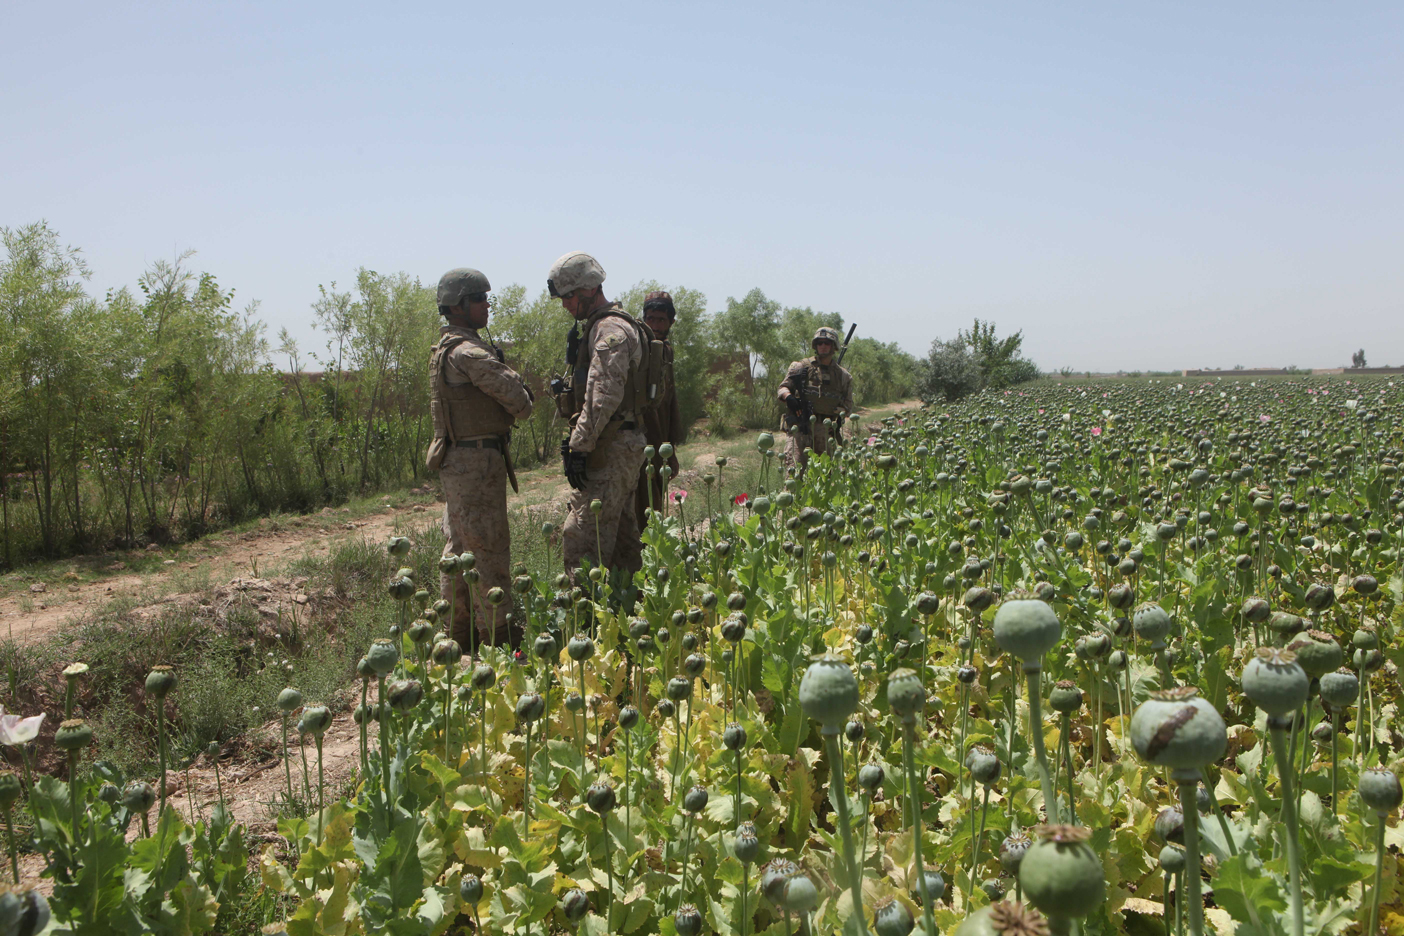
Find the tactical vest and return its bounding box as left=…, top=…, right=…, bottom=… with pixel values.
left=429, top=333, right=515, bottom=442
left=562, top=304, right=664, bottom=422
left=801, top=358, right=850, bottom=417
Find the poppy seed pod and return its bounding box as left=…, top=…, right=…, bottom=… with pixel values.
left=122, top=780, right=156, bottom=813
left=387, top=577, right=416, bottom=602
left=1319, top=668, right=1359, bottom=708
left=566, top=635, right=595, bottom=662
left=1159, top=844, right=1187, bottom=874
left=993, top=599, right=1063, bottom=665
left=586, top=781, right=617, bottom=814
left=1241, top=647, right=1309, bottom=718
left=872, top=896, right=914, bottom=936
left=559, top=888, right=590, bottom=923
left=1285, top=631, right=1342, bottom=678
left=734, top=821, right=760, bottom=863
left=277, top=687, right=303, bottom=713
left=297, top=706, right=332, bottom=737
left=683, top=653, right=707, bottom=677
left=845, top=720, right=865, bottom=743
left=54, top=719, right=93, bottom=752
left=1241, top=597, right=1271, bottom=624
left=1132, top=603, right=1172, bottom=643
left=914, top=868, right=946, bottom=905
left=1019, top=824, right=1106, bottom=920
left=999, top=831, right=1032, bottom=875
left=723, top=722, right=748, bottom=750
left=470, top=664, right=497, bottom=691
left=683, top=785, right=709, bottom=814
left=655, top=699, right=676, bottom=719
left=888, top=668, right=926, bottom=721
left=1304, top=583, right=1336, bottom=612
left=618, top=705, right=640, bottom=731
left=459, top=873, right=483, bottom=905
left=963, top=586, right=994, bottom=614
left=564, top=691, right=584, bottom=713
left=783, top=873, right=820, bottom=912
left=1353, top=627, right=1379, bottom=651
left=386, top=536, right=411, bottom=557
left=1353, top=574, right=1379, bottom=596
left=1049, top=680, right=1084, bottom=714
left=1154, top=806, right=1184, bottom=843
left=515, top=692, right=545, bottom=723
left=1074, top=633, right=1111, bottom=660
left=431, top=639, right=463, bottom=667
left=366, top=639, right=399, bottom=676
left=674, top=904, right=703, bottom=936
left=1130, top=687, right=1228, bottom=770
left=799, top=656, right=860, bottom=733
left=0, top=885, right=51, bottom=936
left=955, top=902, right=1050, bottom=936
left=857, top=763, right=885, bottom=793
left=721, top=615, right=747, bottom=643
left=966, top=746, right=1001, bottom=785
left=386, top=679, right=423, bottom=712
left=1107, top=583, right=1134, bottom=610
left=1359, top=768, right=1403, bottom=814
left=666, top=677, right=692, bottom=702
left=1266, top=611, right=1304, bottom=639
left=407, top=619, right=434, bottom=644
left=915, top=592, right=941, bottom=616
left=760, top=858, right=799, bottom=905
left=145, top=665, right=177, bottom=699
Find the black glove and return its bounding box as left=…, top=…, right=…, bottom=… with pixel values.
left=785, top=394, right=806, bottom=416
left=562, top=442, right=589, bottom=490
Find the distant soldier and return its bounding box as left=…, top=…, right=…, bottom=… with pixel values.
left=631, top=291, right=682, bottom=535
left=777, top=326, right=854, bottom=473
left=548, top=252, right=648, bottom=582
left=426, top=268, right=533, bottom=648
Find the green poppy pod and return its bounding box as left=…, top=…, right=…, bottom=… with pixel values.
left=1019, top=824, right=1106, bottom=920
left=459, top=873, right=483, bottom=905
left=386, top=536, right=411, bottom=557
left=277, top=687, right=303, bottom=713
left=387, top=577, right=416, bottom=602
left=297, top=706, right=332, bottom=737
left=1132, top=603, right=1171, bottom=642
left=1304, top=583, right=1336, bottom=611
left=0, top=772, right=21, bottom=811
left=515, top=692, right=545, bottom=723
left=873, top=896, right=915, bottom=936
left=885, top=669, right=927, bottom=724
left=955, top=902, right=1050, bottom=936
left=1130, top=687, right=1228, bottom=770
left=1158, top=844, right=1187, bottom=873
left=721, top=615, right=747, bottom=643
left=1074, top=633, right=1111, bottom=660
left=683, top=785, right=709, bottom=814
left=386, top=679, right=423, bottom=712
left=145, top=665, right=177, bottom=699
left=534, top=632, right=558, bottom=660
left=760, top=858, right=799, bottom=905
left=1049, top=680, right=1084, bottom=714
left=484, top=587, right=506, bottom=606
left=845, top=720, right=865, bottom=743
left=993, top=599, right=1062, bottom=664
left=1107, top=583, right=1134, bottom=610
left=858, top=762, right=885, bottom=793
left=1154, top=806, right=1184, bottom=843
left=999, top=831, right=1032, bottom=875
left=734, top=821, right=760, bottom=863
left=559, top=888, right=590, bottom=923
left=1320, top=668, right=1359, bottom=708
left=54, top=719, right=93, bottom=752
left=407, top=619, right=434, bottom=644
left=1241, top=647, right=1309, bottom=717
left=586, top=781, right=617, bottom=814
left=438, top=555, right=459, bottom=574
left=564, top=691, right=585, bottom=713
left=965, top=746, right=1001, bottom=785
left=1359, top=768, right=1403, bottom=814
left=1241, top=597, right=1271, bottom=624
left=914, top=868, right=946, bottom=905
left=914, top=591, right=941, bottom=616
left=394, top=567, right=415, bottom=581
left=683, top=653, right=707, bottom=677
left=666, top=677, right=692, bottom=702
left=366, top=639, right=399, bottom=676
left=1266, top=611, right=1304, bottom=639
left=566, top=635, right=595, bottom=662
left=0, top=885, right=51, bottom=936
left=122, top=780, right=156, bottom=813
left=963, top=587, right=994, bottom=614
left=431, top=639, right=463, bottom=667
left=784, top=873, right=820, bottom=912
left=1354, top=627, right=1380, bottom=651
left=723, top=722, right=748, bottom=750
left=674, top=904, right=703, bottom=936
left=655, top=699, right=676, bottom=719
left=799, top=656, right=860, bottom=733
left=1353, top=574, right=1379, bottom=596
left=356, top=657, right=374, bottom=679
left=1285, top=631, right=1342, bottom=678
left=470, top=664, right=496, bottom=691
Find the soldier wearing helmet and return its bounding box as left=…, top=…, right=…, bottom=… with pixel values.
left=628, top=291, right=684, bottom=545
left=548, top=252, right=647, bottom=583
left=776, top=326, right=854, bottom=473
left=427, top=267, right=533, bottom=648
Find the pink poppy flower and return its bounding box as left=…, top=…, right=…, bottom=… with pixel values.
left=670, top=489, right=688, bottom=504
left=1090, top=426, right=1102, bottom=437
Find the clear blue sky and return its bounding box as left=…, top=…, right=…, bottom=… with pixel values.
left=4, top=2, right=1402, bottom=372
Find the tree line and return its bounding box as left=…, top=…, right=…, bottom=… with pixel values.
left=0, top=223, right=919, bottom=565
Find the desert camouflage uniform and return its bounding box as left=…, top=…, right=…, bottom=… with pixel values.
left=780, top=356, right=853, bottom=472
left=430, top=325, right=532, bottom=645
left=630, top=337, right=681, bottom=551
left=563, top=304, right=646, bottom=577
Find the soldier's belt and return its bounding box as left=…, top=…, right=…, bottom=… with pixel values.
left=453, top=438, right=503, bottom=451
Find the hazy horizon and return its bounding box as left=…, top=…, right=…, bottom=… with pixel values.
left=4, top=3, right=1402, bottom=373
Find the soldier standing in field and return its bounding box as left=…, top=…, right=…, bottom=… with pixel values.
left=426, top=268, right=533, bottom=648
left=777, top=326, right=854, bottom=474
left=631, top=291, right=682, bottom=534
left=548, top=252, right=649, bottom=584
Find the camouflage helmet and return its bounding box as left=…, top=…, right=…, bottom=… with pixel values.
left=812, top=327, right=841, bottom=350
left=437, top=268, right=490, bottom=311
left=547, top=252, right=605, bottom=298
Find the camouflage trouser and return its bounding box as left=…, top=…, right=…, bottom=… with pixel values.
left=438, top=445, right=514, bottom=646
left=565, top=429, right=646, bottom=580
left=782, top=422, right=836, bottom=474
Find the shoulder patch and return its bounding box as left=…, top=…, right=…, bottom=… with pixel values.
left=463, top=347, right=491, bottom=360
left=595, top=333, right=626, bottom=352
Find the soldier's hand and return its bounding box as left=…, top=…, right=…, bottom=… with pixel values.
left=564, top=449, right=590, bottom=490
left=785, top=394, right=805, bottom=416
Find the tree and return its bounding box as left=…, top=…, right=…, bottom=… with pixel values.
left=917, top=319, right=1039, bottom=403
left=1352, top=349, right=1367, bottom=368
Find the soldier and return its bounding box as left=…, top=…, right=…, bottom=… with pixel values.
left=776, top=326, right=854, bottom=473
left=426, top=268, right=533, bottom=648
left=631, top=291, right=682, bottom=538
left=548, top=252, right=648, bottom=584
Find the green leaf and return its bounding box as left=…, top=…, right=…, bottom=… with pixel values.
left=1213, top=853, right=1287, bottom=919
